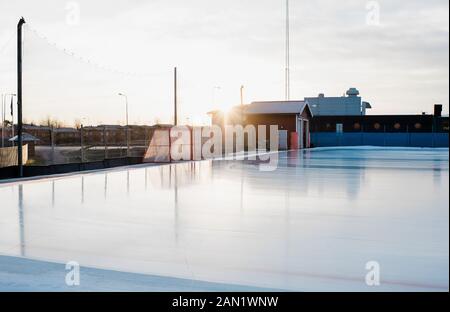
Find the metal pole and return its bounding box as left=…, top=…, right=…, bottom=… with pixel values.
left=80, top=124, right=84, bottom=162
left=190, top=126, right=193, bottom=161
left=125, top=96, right=129, bottom=128
left=126, top=96, right=129, bottom=157
left=240, top=85, right=245, bottom=126
left=168, top=128, right=172, bottom=163
left=212, top=86, right=221, bottom=109
left=104, top=125, right=107, bottom=159
left=1, top=94, right=4, bottom=148
left=17, top=17, right=25, bottom=177
left=285, top=0, right=290, bottom=101
left=174, top=67, right=178, bottom=126
left=118, top=93, right=129, bottom=157
left=240, top=85, right=244, bottom=106
left=51, top=126, right=55, bottom=163
left=10, top=94, right=15, bottom=147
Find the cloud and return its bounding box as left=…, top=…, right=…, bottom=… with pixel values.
left=0, top=0, right=448, bottom=125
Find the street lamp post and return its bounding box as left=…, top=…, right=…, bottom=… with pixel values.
left=240, top=85, right=244, bottom=124
left=240, top=85, right=244, bottom=106
left=1, top=94, right=4, bottom=148
left=212, top=86, right=221, bottom=108
left=118, top=93, right=129, bottom=157
left=174, top=67, right=178, bottom=126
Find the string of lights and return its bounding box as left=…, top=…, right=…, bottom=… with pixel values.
left=0, top=31, right=15, bottom=56
left=24, top=22, right=168, bottom=78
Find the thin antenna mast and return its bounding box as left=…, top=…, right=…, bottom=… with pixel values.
left=285, top=0, right=290, bottom=101
left=174, top=67, right=178, bottom=126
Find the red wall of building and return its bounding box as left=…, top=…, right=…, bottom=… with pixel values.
left=244, top=114, right=297, bottom=148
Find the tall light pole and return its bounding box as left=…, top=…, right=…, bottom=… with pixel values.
left=1, top=94, right=4, bottom=148
left=118, top=93, right=129, bottom=157
left=17, top=17, right=25, bottom=178
left=212, top=86, right=221, bottom=108
left=118, top=93, right=129, bottom=126
left=174, top=67, right=178, bottom=126
left=240, top=85, right=245, bottom=125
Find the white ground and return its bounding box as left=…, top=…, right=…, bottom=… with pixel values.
left=0, top=147, right=448, bottom=291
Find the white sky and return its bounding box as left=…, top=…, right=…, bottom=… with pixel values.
left=0, top=0, right=448, bottom=126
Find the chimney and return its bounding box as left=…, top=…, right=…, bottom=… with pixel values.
left=434, top=104, right=443, bottom=117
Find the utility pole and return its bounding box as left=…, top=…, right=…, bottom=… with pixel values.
left=174, top=67, right=178, bottom=126
left=80, top=124, right=84, bottom=163
left=240, top=85, right=244, bottom=125
left=17, top=17, right=25, bottom=178
left=285, top=0, right=290, bottom=101
left=1, top=94, right=4, bottom=148
left=240, top=85, right=244, bottom=106
left=103, top=125, right=107, bottom=159
left=212, top=86, right=221, bottom=108
left=118, top=93, right=129, bottom=157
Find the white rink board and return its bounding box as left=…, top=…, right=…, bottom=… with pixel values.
left=0, top=147, right=448, bottom=291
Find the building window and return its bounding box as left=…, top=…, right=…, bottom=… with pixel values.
left=336, top=123, right=343, bottom=133
left=394, top=123, right=401, bottom=130
left=374, top=123, right=381, bottom=130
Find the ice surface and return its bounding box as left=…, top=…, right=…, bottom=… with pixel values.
left=0, top=147, right=448, bottom=291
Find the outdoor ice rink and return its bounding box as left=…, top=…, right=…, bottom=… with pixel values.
left=0, top=147, right=448, bottom=291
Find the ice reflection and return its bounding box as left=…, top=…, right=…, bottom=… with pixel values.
left=104, top=173, right=108, bottom=199
left=18, top=185, right=25, bottom=257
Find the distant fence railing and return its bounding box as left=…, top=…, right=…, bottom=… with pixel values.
left=311, top=132, right=449, bottom=148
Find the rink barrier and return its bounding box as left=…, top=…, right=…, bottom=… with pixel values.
left=311, top=132, right=449, bottom=148
left=0, top=157, right=142, bottom=180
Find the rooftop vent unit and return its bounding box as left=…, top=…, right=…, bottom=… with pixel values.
left=346, top=88, right=360, bottom=97
left=434, top=104, right=443, bottom=117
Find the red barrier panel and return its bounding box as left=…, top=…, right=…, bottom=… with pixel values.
left=290, top=132, right=299, bottom=149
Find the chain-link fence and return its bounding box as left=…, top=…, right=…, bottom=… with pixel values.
left=18, top=124, right=156, bottom=166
